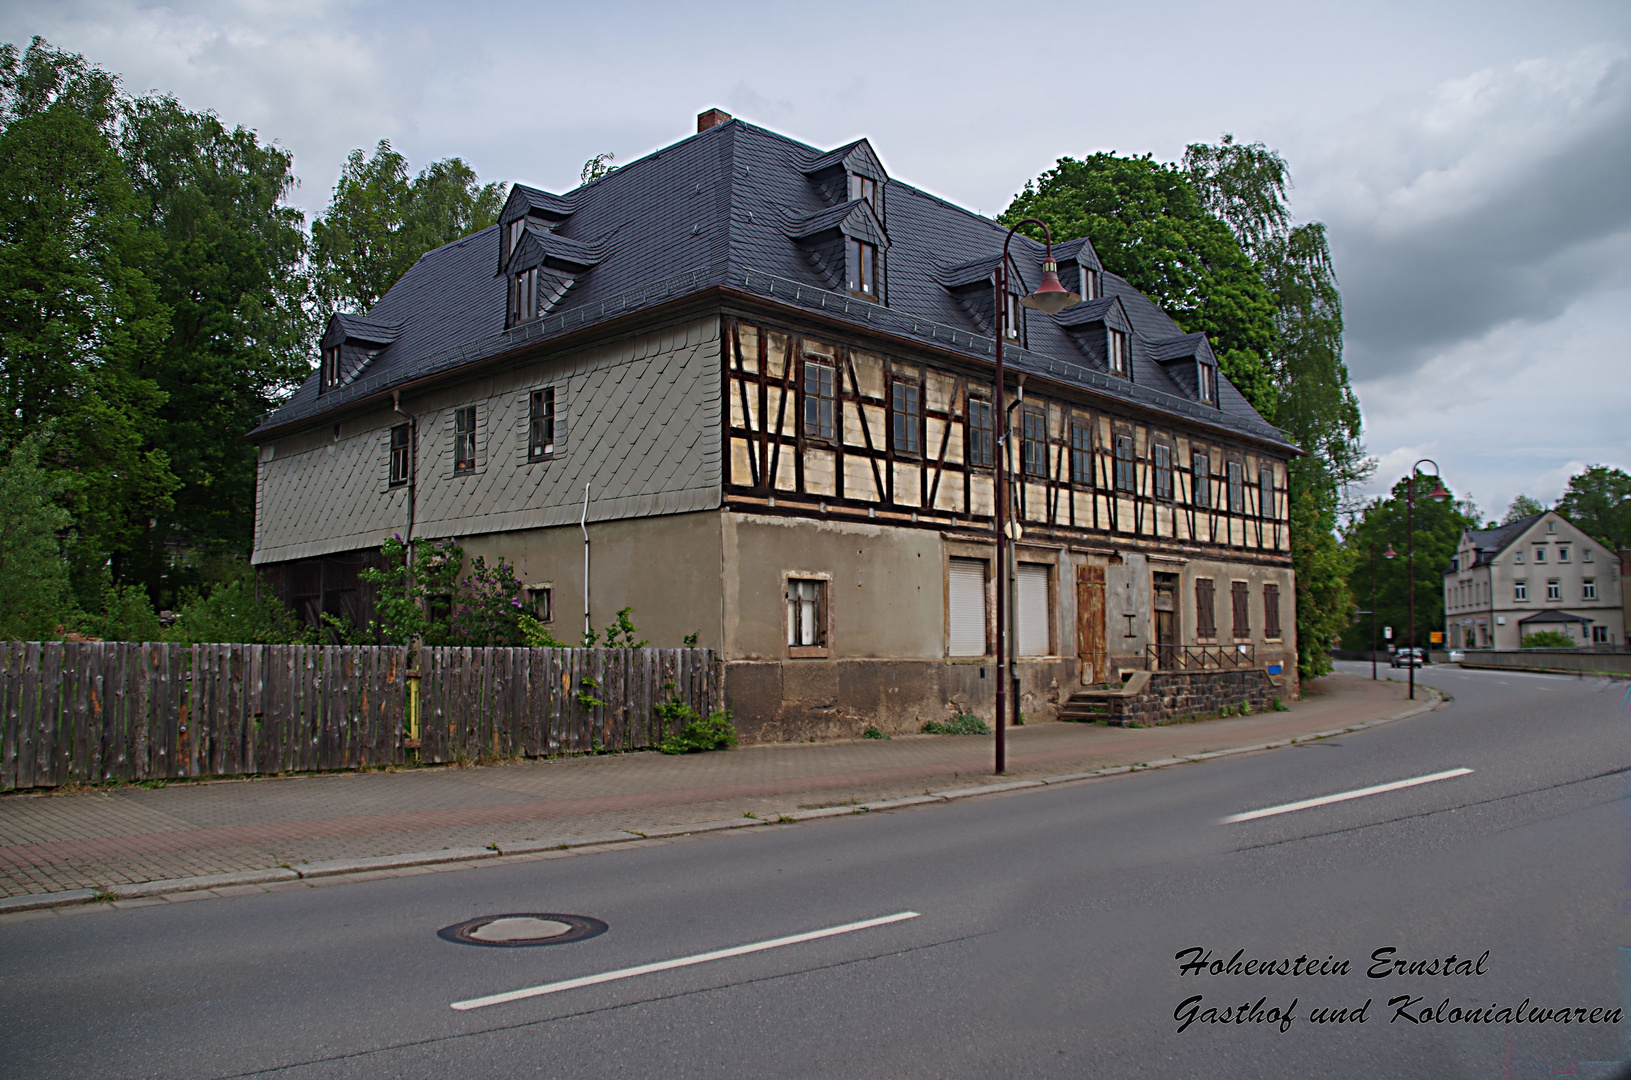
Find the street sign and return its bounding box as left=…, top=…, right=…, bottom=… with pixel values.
left=1384, top=626, right=1393, bottom=640
left=1429, top=631, right=1443, bottom=644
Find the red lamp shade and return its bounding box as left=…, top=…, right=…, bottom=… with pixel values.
left=1020, top=258, right=1081, bottom=314
left=1426, top=480, right=1451, bottom=503
left=1383, top=544, right=1398, bottom=560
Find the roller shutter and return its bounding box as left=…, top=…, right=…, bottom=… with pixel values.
left=948, top=558, right=987, bottom=657
left=1017, top=564, right=1051, bottom=656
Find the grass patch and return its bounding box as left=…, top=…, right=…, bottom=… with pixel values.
left=922, top=714, right=991, bottom=735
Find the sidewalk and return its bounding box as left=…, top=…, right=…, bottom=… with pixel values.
left=0, top=673, right=1431, bottom=906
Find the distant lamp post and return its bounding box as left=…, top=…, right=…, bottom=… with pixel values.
left=1403, top=459, right=1449, bottom=700
left=993, top=218, right=1079, bottom=775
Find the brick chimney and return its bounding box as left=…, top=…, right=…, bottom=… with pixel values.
left=697, top=108, right=732, bottom=133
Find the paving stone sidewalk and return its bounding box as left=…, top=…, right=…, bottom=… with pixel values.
left=0, top=673, right=1423, bottom=900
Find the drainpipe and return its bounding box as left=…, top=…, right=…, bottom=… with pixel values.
left=581, top=482, right=591, bottom=643
left=393, top=390, right=416, bottom=551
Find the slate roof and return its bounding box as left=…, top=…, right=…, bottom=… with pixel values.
left=1518, top=609, right=1594, bottom=625
left=254, top=119, right=1295, bottom=451
left=1461, top=513, right=1546, bottom=567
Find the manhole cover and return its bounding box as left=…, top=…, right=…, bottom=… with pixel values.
left=438, top=913, right=607, bottom=948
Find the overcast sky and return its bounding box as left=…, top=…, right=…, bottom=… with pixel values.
left=4, top=0, right=1628, bottom=521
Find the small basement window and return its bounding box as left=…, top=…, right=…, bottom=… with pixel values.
left=528, top=586, right=553, bottom=623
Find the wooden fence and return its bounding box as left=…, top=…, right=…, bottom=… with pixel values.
left=0, top=643, right=718, bottom=792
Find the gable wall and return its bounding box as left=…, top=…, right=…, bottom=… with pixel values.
left=253, top=316, right=722, bottom=565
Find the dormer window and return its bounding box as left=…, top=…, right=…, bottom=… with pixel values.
left=1002, top=291, right=1020, bottom=339
left=1080, top=267, right=1100, bottom=301
left=849, top=174, right=878, bottom=213
left=1197, top=362, right=1217, bottom=404
left=1108, top=329, right=1129, bottom=376
left=848, top=238, right=879, bottom=299
left=507, top=218, right=527, bottom=257
left=322, top=345, right=342, bottom=389
left=509, top=267, right=539, bottom=326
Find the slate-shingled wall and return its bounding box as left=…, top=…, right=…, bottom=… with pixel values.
left=254, top=317, right=722, bottom=565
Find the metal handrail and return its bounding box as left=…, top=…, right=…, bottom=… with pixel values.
left=1145, top=642, right=1256, bottom=671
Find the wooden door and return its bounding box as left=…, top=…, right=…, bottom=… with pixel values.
left=1076, top=565, right=1106, bottom=685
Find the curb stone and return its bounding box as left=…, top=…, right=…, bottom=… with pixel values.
left=0, top=688, right=1447, bottom=915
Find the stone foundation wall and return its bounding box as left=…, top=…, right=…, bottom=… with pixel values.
left=723, top=657, right=1074, bottom=744
left=1102, top=669, right=1277, bottom=727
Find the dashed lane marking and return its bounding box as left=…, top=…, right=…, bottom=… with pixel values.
left=1221, top=768, right=1474, bottom=824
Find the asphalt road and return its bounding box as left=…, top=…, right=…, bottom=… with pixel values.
left=3, top=664, right=1626, bottom=1079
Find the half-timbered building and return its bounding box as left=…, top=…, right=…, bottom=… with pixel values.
left=251, top=111, right=1301, bottom=740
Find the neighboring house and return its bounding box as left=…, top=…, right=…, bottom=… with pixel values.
left=1444, top=512, right=1624, bottom=650
left=251, top=111, right=1300, bottom=740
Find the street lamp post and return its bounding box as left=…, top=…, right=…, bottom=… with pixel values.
left=992, top=219, right=1078, bottom=775
left=1370, top=542, right=1378, bottom=680
left=1403, top=459, right=1450, bottom=700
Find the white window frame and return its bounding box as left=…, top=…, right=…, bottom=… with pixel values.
left=1108, top=329, right=1128, bottom=375
left=1583, top=579, right=1597, bottom=601
left=1546, top=579, right=1561, bottom=601
left=1514, top=580, right=1527, bottom=601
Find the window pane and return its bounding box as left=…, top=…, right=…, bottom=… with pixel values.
left=529, top=388, right=555, bottom=459
left=968, top=399, right=993, bottom=467
left=1070, top=423, right=1092, bottom=485
left=1114, top=434, right=1134, bottom=492
left=1023, top=411, right=1047, bottom=476
left=1191, top=453, right=1209, bottom=507
left=892, top=382, right=920, bottom=455
left=803, top=362, right=836, bottom=441
left=1153, top=444, right=1172, bottom=500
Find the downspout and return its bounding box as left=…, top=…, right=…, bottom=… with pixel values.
left=581, top=482, right=591, bottom=643
left=394, top=388, right=421, bottom=748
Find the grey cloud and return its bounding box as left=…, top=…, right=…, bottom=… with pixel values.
left=1307, top=49, right=1631, bottom=380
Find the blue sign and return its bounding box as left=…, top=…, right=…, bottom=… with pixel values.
left=1267, top=664, right=1282, bottom=675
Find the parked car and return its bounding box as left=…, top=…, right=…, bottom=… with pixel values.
left=1447, top=649, right=1465, bottom=663
left=1390, top=647, right=1427, bottom=668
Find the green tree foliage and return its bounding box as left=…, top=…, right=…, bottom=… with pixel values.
left=310, top=140, right=503, bottom=314
left=1502, top=494, right=1546, bottom=524
left=0, top=38, right=176, bottom=607
left=117, top=93, right=313, bottom=598
left=1340, top=475, right=1477, bottom=651
left=83, top=582, right=163, bottom=642
left=1004, top=136, right=1371, bottom=681
left=1553, top=466, right=1631, bottom=551
left=1001, top=152, right=1277, bottom=412
left=0, top=436, right=74, bottom=639
left=163, top=565, right=312, bottom=645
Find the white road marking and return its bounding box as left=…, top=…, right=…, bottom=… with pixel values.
left=451, top=911, right=921, bottom=1011
left=1221, top=768, right=1474, bottom=824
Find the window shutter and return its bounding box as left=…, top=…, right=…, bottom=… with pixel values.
left=1195, top=578, right=1215, bottom=638
left=1263, top=583, right=1281, bottom=638
left=948, top=558, right=987, bottom=657
left=1231, top=580, right=1250, bottom=639
left=1016, top=564, right=1050, bottom=656
left=554, top=387, right=568, bottom=452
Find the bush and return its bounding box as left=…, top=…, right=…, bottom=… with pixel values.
left=922, top=714, right=990, bottom=735
left=1520, top=631, right=1573, bottom=649
left=164, top=569, right=312, bottom=645
left=657, top=708, right=738, bottom=754
left=83, top=582, right=163, bottom=642
left=862, top=725, right=889, bottom=739
left=0, top=436, right=75, bottom=640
